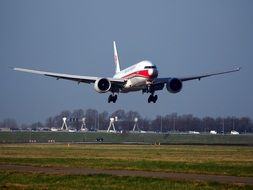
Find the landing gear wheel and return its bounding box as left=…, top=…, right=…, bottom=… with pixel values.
left=148, top=94, right=158, bottom=103
left=153, top=95, right=158, bottom=103
left=108, top=95, right=113, bottom=103
left=108, top=94, right=118, bottom=103
left=112, top=95, right=117, bottom=103
left=148, top=95, right=152, bottom=103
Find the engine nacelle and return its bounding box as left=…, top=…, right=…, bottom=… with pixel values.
left=94, top=78, right=111, bottom=93
left=166, top=78, right=183, bottom=93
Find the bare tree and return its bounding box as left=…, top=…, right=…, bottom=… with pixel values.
left=1, top=118, right=18, bottom=129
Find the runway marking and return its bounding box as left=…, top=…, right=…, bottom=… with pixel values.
left=1, top=164, right=253, bottom=185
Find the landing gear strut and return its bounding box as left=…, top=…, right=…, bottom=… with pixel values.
left=148, top=94, right=158, bottom=103
left=108, top=94, right=118, bottom=103
left=143, top=85, right=158, bottom=103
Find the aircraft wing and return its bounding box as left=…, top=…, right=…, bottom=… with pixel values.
left=154, top=67, right=241, bottom=84
left=179, top=67, right=241, bottom=82
left=13, top=67, right=126, bottom=85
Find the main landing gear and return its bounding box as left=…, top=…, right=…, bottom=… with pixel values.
left=108, top=94, right=117, bottom=103
left=148, top=94, right=158, bottom=103
left=143, top=85, right=158, bottom=103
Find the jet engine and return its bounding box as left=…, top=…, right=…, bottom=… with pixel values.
left=166, top=78, right=183, bottom=93
left=94, top=78, right=111, bottom=93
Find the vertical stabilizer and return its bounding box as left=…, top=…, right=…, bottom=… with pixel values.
left=113, top=41, right=121, bottom=73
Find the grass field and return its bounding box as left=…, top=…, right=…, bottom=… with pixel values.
left=1, top=172, right=252, bottom=190
left=0, top=144, right=253, bottom=189
left=0, top=144, right=253, bottom=176
left=1, top=131, right=253, bottom=145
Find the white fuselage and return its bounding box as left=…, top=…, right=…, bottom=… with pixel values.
left=113, top=60, right=158, bottom=92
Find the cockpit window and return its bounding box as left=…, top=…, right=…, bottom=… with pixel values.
left=144, top=66, right=156, bottom=69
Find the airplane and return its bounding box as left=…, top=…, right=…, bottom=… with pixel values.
left=13, top=41, right=241, bottom=103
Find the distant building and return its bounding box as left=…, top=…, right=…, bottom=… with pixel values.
left=51, top=127, right=58, bottom=132
left=231, top=130, right=239, bottom=135
left=189, top=131, right=200, bottom=134
left=0, top=128, right=11, bottom=132
left=210, top=130, right=217, bottom=134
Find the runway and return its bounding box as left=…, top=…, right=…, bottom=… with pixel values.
left=1, top=164, right=253, bottom=185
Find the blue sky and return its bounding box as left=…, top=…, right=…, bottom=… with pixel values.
left=0, top=0, right=252, bottom=124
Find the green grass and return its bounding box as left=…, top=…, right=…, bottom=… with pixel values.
left=0, top=157, right=252, bottom=177
left=0, top=144, right=253, bottom=176
left=1, top=144, right=253, bottom=189
left=1, top=131, right=253, bottom=145
left=0, top=172, right=252, bottom=190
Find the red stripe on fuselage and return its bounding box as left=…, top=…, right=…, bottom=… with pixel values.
left=122, top=69, right=150, bottom=79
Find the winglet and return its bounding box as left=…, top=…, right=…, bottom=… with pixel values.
left=113, top=41, right=121, bottom=73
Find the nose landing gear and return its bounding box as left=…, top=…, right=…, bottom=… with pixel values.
left=108, top=94, right=118, bottom=103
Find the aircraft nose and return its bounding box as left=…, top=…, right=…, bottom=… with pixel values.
left=148, top=69, right=158, bottom=78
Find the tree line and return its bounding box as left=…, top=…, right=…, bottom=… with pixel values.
left=0, top=109, right=252, bottom=133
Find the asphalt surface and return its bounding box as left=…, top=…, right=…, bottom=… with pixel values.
left=1, top=164, right=253, bottom=185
